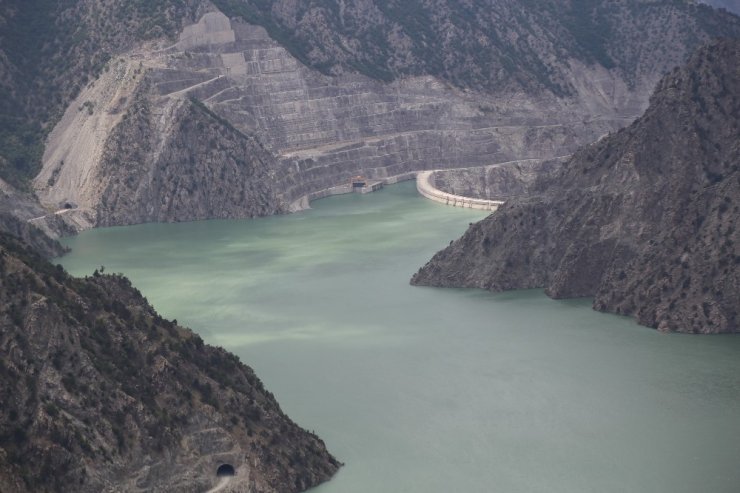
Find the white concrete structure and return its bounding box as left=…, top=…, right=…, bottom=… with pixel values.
left=416, top=171, right=504, bottom=211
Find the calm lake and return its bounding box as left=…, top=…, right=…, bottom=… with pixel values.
left=60, top=181, right=740, bottom=493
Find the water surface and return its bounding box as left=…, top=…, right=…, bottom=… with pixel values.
left=60, top=182, right=740, bottom=493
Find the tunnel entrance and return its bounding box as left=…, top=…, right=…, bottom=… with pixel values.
left=217, top=464, right=235, bottom=477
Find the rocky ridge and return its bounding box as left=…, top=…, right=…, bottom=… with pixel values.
left=94, top=86, right=284, bottom=227
left=412, top=39, right=740, bottom=334
left=0, top=232, right=340, bottom=492
left=30, top=1, right=740, bottom=232
left=0, top=0, right=209, bottom=187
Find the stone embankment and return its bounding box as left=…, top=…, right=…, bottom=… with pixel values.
left=416, top=171, right=504, bottom=211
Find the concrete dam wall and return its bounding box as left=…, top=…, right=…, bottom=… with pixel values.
left=416, top=171, right=504, bottom=211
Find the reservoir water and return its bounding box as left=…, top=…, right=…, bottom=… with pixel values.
left=59, top=182, right=740, bottom=493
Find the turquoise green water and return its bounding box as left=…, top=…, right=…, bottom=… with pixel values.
left=60, top=182, right=740, bottom=493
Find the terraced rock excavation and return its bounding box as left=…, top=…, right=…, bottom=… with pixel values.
left=33, top=11, right=647, bottom=233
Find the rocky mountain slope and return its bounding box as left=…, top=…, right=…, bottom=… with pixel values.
left=0, top=178, right=67, bottom=257
left=214, top=0, right=739, bottom=93
left=0, top=0, right=209, bottom=188
left=412, top=39, right=740, bottom=334
left=93, top=90, right=284, bottom=227
left=0, top=233, right=340, bottom=492
left=0, top=1, right=737, bottom=232
left=702, top=0, right=740, bottom=15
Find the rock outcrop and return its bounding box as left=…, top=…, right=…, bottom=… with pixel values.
left=94, top=90, right=284, bottom=227
left=27, top=3, right=740, bottom=232
left=0, top=179, right=67, bottom=257
left=0, top=233, right=340, bottom=492
left=412, top=40, right=740, bottom=334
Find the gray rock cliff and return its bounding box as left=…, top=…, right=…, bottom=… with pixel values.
left=412, top=40, right=740, bottom=334
left=95, top=87, right=284, bottom=227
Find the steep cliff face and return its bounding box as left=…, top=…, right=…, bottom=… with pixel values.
left=0, top=0, right=208, bottom=187
left=703, top=1, right=740, bottom=15
left=32, top=1, right=740, bottom=231
left=412, top=40, right=740, bottom=334
left=0, top=233, right=340, bottom=492
left=94, top=89, right=284, bottom=227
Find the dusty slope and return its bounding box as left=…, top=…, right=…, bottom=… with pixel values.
left=412, top=40, right=740, bottom=334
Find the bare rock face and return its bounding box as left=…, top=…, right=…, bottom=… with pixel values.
left=32, top=2, right=740, bottom=232
left=412, top=40, right=740, bottom=334
left=0, top=233, right=340, bottom=492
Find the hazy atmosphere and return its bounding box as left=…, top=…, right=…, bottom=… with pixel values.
left=0, top=1, right=737, bottom=492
